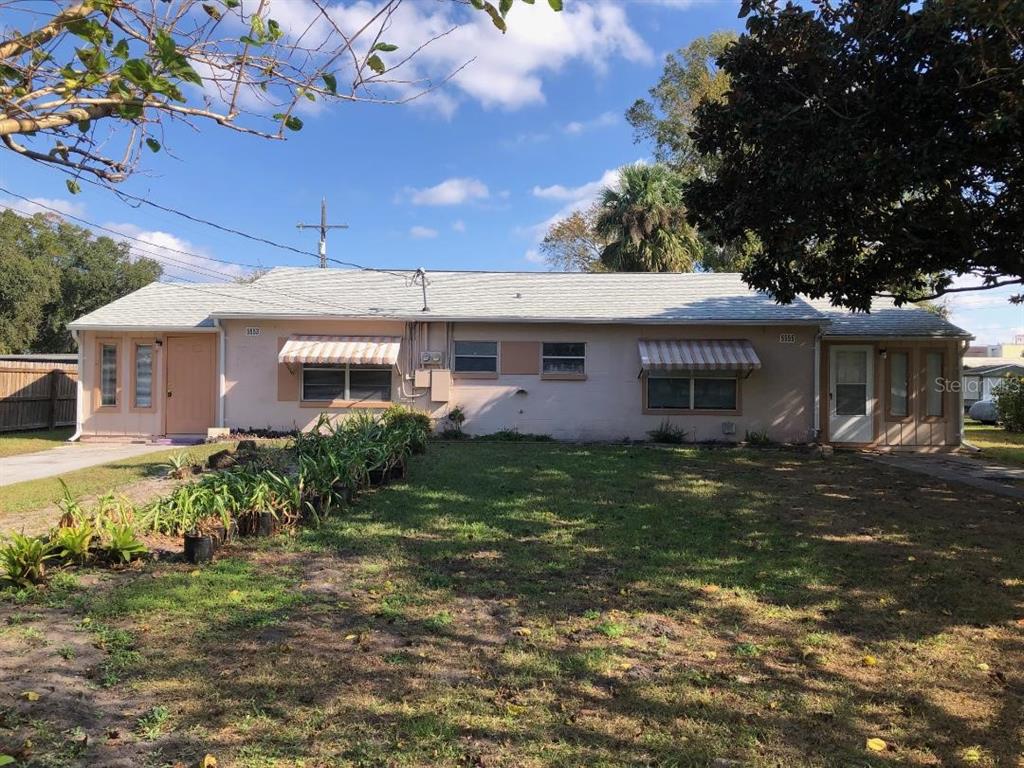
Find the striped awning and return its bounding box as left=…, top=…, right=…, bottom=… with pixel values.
left=638, top=339, right=761, bottom=373
left=278, top=335, right=401, bottom=365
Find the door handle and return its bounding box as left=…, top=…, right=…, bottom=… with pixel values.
left=167, top=391, right=173, bottom=398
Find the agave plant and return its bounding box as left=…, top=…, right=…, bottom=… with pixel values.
left=51, top=519, right=96, bottom=565
left=0, top=533, right=56, bottom=587
left=56, top=479, right=86, bottom=528
left=102, top=523, right=148, bottom=564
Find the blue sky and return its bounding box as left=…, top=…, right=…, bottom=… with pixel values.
left=1, top=0, right=1019, bottom=343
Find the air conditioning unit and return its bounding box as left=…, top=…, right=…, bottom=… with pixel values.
left=419, top=350, right=442, bottom=364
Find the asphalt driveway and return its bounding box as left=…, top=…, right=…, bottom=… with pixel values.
left=0, top=443, right=171, bottom=487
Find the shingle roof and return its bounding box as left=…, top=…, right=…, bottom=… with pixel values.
left=68, top=268, right=971, bottom=338
left=805, top=296, right=970, bottom=338
left=68, top=282, right=258, bottom=330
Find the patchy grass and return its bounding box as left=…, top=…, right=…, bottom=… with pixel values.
left=2, top=442, right=1023, bottom=767
left=966, top=421, right=1024, bottom=467
left=0, top=427, right=74, bottom=458
left=0, top=442, right=236, bottom=521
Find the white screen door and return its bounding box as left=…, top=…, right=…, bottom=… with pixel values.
left=830, top=346, right=874, bottom=443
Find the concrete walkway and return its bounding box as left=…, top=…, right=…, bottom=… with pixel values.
left=0, top=443, right=172, bottom=487
left=862, top=452, right=1024, bottom=500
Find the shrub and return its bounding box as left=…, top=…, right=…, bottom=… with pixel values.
left=51, top=520, right=96, bottom=565
left=0, top=534, right=56, bottom=587
left=648, top=420, right=687, bottom=444
left=163, top=452, right=195, bottom=479
left=102, top=524, right=148, bottom=564
left=993, top=375, right=1024, bottom=432
left=477, top=428, right=554, bottom=442
left=745, top=428, right=773, bottom=445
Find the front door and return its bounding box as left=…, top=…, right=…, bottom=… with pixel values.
left=165, top=335, right=217, bottom=435
left=829, top=345, right=874, bottom=444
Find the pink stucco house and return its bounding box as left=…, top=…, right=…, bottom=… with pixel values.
left=67, top=268, right=971, bottom=449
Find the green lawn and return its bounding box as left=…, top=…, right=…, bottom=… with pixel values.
left=0, top=442, right=235, bottom=519
left=965, top=421, right=1024, bottom=467
left=0, top=427, right=74, bottom=458
left=2, top=443, right=1023, bottom=767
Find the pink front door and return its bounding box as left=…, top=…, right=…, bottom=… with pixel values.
left=165, top=335, right=217, bottom=435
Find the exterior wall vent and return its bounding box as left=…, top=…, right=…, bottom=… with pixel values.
left=721, top=421, right=736, bottom=435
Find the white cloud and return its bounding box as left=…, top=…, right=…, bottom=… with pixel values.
left=532, top=168, right=620, bottom=203
left=409, top=225, right=438, bottom=239
left=2, top=196, right=87, bottom=218
left=940, top=274, right=1023, bottom=342
left=524, top=248, right=545, bottom=264
left=273, top=0, right=651, bottom=115
left=452, top=219, right=466, bottom=233
left=101, top=222, right=246, bottom=281
left=404, top=177, right=489, bottom=206
left=0, top=195, right=244, bottom=282
left=564, top=111, right=618, bottom=135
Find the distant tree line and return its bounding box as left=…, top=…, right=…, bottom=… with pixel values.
left=0, top=210, right=161, bottom=353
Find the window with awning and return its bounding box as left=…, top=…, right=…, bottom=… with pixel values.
left=278, top=335, right=401, bottom=366
left=638, top=339, right=761, bottom=373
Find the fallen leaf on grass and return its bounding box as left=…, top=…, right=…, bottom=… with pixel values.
left=862, top=655, right=878, bottom=667
left=977, top=662, right=989, bottom=672
left=20, top=691, right=40, bottom=701
left=201, top=755, right=218, bottom=767
left=512, top=627, right=532, bottom=637
left=960, top=746, right=982, bottom=763
left=866, top=737, right=887, bottom=752
left=0, top=755, right=15, bottom=766
left=228, top=590, right=242, bottom=600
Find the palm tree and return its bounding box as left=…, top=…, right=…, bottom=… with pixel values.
left=595, top=163, right=703, bottom=272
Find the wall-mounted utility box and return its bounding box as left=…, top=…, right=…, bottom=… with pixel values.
left=414, top=369, right=431, bottom=388
left=431, top=369, right=452, bottom=402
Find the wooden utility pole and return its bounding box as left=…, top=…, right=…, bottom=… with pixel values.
left=296, top=198, right=348, bottom=268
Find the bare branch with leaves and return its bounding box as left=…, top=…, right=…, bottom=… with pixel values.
left=0, top=0, right=561, bottom=188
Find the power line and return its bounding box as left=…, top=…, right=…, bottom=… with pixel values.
left=0, top=187, right=268, bottom=271
left=0, top=203, right=241, bottom=284
left=53, top=171, right=409, bottom=278
left=0, top=198, right=398, bottom=317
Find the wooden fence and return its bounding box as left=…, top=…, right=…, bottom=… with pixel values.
left=0, top=360, right=78, bottom=433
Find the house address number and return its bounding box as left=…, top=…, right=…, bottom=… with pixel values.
left=779, top=333, right=796, bottom=344
left=245, top=327, right=262, bottom=337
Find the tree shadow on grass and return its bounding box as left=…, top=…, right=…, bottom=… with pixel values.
left=8, top=442, right=1022, bottom=766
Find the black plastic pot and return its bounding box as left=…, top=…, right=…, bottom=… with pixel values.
left=256, top=511, right=277, bottom=537
left=184, top=533, right=214, bottom=564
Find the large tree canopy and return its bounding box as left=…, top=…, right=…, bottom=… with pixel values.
left=687, top=0, right=1024, bottom=311
left=0, top=0, right=560, bottom=186
left=0, top=210, right=162, bottom=353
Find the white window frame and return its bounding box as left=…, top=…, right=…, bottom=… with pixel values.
left=301, top=363, right=392, bottom=402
